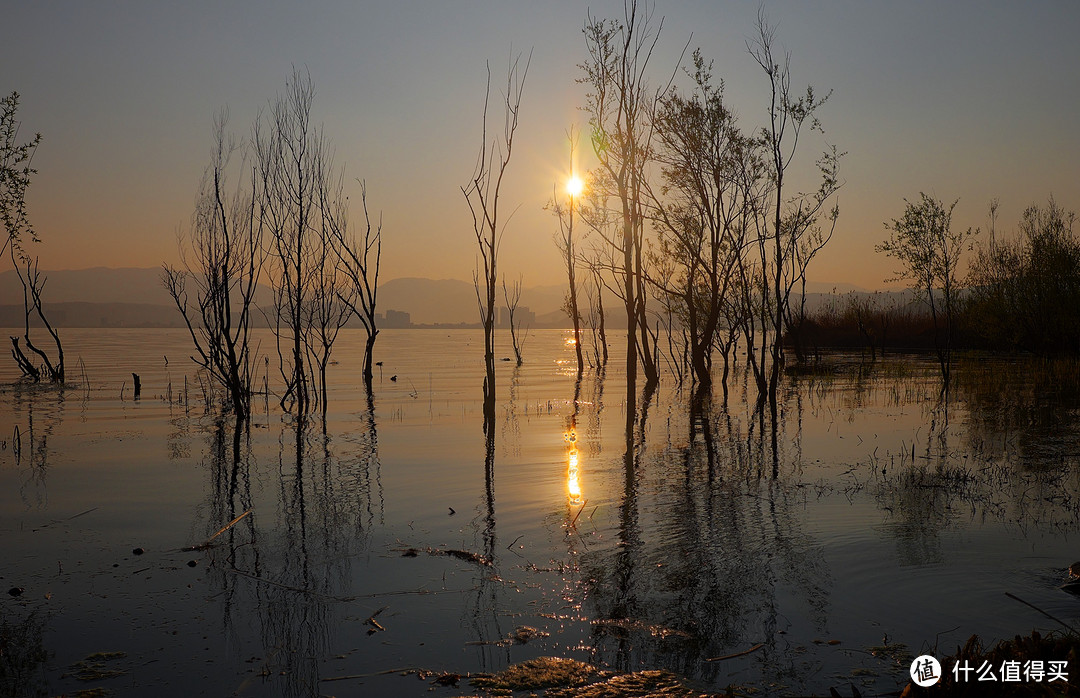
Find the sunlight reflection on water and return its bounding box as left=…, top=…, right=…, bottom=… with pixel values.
left=2, top=329, right=1080, bottom=696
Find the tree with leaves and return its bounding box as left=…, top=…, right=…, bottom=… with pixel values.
left=878, top=193, right=974, bottom=384
left=3, top=91, right=64, bottom=382
left=649, top=49, right=754, bottom=390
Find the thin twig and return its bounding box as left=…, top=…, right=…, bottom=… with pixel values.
left=1005, top=592, right=1079, bottom=634
left=571, top=499, right=589, bottom=527
left=705, top=642, right=764, bottom=662
left=206, top=509, right=252, bottom=544
left=32, top=507, right=99, bottom=531
left=322, top=668, right=420, bottom=682
left=366, top=605, right=389, bottom=632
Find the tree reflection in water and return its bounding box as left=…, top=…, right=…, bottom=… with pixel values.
left=9, top=384, right=66, bottom=509
left=558, top=372, right=835, bottom=688
left=200, top=395, right=381, bottom=697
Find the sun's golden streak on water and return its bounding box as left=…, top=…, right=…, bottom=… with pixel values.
left=565, top=428, right=582, bottom=505
left=568, top=448, right=581, bottom=504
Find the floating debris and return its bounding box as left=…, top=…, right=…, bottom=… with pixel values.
left=592, top=618, right=693, bottom=640
left=398, top=546, right=492, bottom=567
left=547, top=669, right=720, bottom=697
left=507, top=625, right=549, bottom=645
left=431, top=672, right=460, bottom=687
left=64, top=652, right=127, bottom=682
left=365, top=606, right=388, bottom=634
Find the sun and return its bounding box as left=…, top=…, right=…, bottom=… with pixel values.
left=566, top=175, right=584, bottom=197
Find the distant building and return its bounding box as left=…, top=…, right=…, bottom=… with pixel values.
left=497, top=305, right=534, bottom=328
left=384, top=309, right=411, bottom=328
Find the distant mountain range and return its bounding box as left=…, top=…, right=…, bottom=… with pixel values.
left=0, top=266, right=875, bottom=329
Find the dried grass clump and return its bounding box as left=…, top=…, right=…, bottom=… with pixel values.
left=470, top=657, right=599, bottom=691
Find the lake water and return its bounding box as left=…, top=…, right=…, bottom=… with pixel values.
left=2, top=328, right=1079, bottom=696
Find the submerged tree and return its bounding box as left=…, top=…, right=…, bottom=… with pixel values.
left=167, top=71, right=364, bottom=419
left=878, top=193, right=975, bottom=384
left=551, top=128, right=585, bottom=377
left=502, top=275, right=528, bottom=366
left=747, top=8, right=841, bottom=414
left=580, top=0, right=666, bottom=392
left=164, top=110, right=266, bottom=420
left=329, top=179, right=383, bottom=392
left=649, top=49, right=754, bottom=390
left=967, top=198, right=1080, bottom=354
left=2, top=91, right=64, bottom=382
left=255, top=69, right=352, bottom=416
left=462, top=52, right=530, bottom=430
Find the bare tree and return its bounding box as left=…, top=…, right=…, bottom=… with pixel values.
left=304, top=185, right=354, bottom=421
left=461, top=52, right=530, bottom=430
left=255, top=68, right=347, bottom=416
left=329, top=180, right=383, bottom=392
left=164, top=110, right=265, bottom=420
left=501, top=275, right=528, bottom=366
left=551, top=127, right=585, bottom=377
left=10, top=255, right=64, bottom=382
left=580, top=1, right=666, bottom=392
left=747, top=8, right=841, bottom=414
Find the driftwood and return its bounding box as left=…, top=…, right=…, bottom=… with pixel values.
left=185, top=510, right=252, bottom=551
left=705, top=642, right=765, bottom=662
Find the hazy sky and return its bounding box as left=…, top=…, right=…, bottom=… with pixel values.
left=3, top=1, right=1078, bottom=291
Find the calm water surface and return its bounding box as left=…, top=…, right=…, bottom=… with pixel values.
left=2, top=328, right=1080, bottom=696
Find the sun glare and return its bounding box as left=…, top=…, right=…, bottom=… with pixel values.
left=566, top=175, right=584, bottom=197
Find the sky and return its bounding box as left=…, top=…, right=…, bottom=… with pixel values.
left=3, top=0, right=1079, bottom=292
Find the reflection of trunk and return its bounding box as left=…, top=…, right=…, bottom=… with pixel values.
left=570, top=372, right=583, bottom=423
left=483, top=267, right=497, bottom=429
left=482, top=400, right=497, bottom=562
